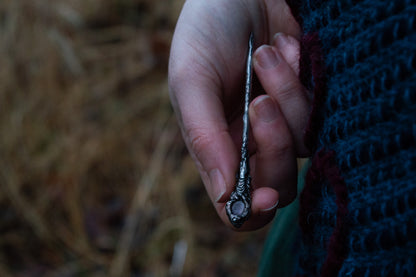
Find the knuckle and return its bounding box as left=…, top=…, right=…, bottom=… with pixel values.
left=187, top=127, right=212, bottom=158
left=274, top=80, right=304, bottom=103
left=272, top=137, right=293, bottom=157
left=186, top=126, right=229, bottom=161
left=277, top=137, right=294, bottom=155
left=254, top=120, right=295, bottom=158
left=259, top=135, right=293, bottom=158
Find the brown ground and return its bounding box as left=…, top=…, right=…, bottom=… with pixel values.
left=0, top=1, right=270, bottom=276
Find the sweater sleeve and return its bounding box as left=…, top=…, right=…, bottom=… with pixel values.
left=263, top=0, right=416, bottom=276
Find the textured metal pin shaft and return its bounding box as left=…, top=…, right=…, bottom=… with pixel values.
left=225, top=33, right=254, bottom=228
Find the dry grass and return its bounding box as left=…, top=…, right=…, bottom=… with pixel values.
left=0, top=0, right=270, bottom=276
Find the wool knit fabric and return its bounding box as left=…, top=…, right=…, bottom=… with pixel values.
left=281, top=0, right=416, bottom=276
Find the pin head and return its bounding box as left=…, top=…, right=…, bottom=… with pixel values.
left=226, top=190, right=251, bottom=228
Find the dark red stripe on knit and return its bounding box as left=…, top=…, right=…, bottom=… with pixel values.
left=299, top=150, right=326, bottom=234
left=300, top=33, right=327, bottom=152
left=320, top=150, right=349, bottom=276
left=300, top=149, right=350, bottom=277
left=287, top=0, right=327, bottom=153
left=284, top=4, right=347, bottom=275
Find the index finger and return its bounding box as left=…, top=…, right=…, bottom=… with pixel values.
left=169, top=52, right=239, bottom=204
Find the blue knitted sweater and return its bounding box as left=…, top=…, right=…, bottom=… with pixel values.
left=281, top=0, right=416, bottom=276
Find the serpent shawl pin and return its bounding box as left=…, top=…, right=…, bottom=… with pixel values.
left=225, top=33, right=254, bottom=228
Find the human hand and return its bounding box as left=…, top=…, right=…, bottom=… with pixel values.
left=169, top=0, right=310, bottom=230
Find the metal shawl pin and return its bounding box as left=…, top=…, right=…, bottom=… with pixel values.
left=225, top=33, right=254, bottom=228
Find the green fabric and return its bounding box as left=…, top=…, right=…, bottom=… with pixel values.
left=257, top=160, right=310, bottom=277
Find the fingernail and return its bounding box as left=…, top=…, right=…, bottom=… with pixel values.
left=260, top=200, right=279, bottom=212
left=273, top=32, right=289, bottom=48
left=253, top=95, right=279, bottom=122
left=254, top=45, right=280, bottom=69
left=209, top=169, right=226, bottom=203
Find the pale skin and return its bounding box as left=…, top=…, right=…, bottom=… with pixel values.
left=169, top=0, right=311, bottom=230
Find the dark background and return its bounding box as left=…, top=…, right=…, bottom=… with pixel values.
left=0, top=0, right=269, bottom=276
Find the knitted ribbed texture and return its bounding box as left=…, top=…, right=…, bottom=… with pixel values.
left=289, top=0, right=416, bottom=276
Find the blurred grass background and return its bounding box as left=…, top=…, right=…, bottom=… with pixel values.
left=0, top=0, right=270, bottom=276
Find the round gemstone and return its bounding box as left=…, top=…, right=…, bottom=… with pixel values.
left=231, top=200, right=245, bottom=216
